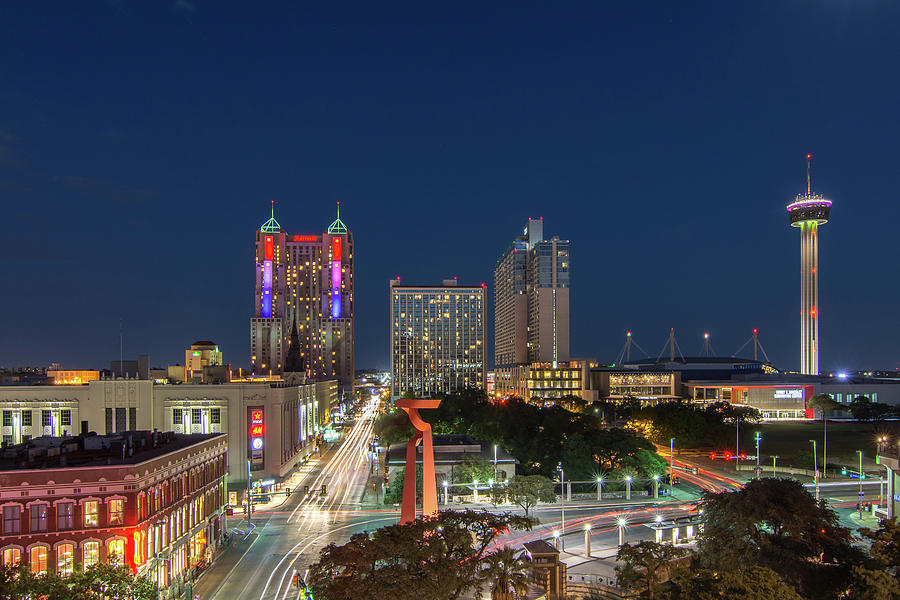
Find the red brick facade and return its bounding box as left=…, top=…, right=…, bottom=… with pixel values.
left=0, top=433, right=227, bottom=592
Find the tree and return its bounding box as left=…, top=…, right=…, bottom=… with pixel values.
left=481, top=547, right=530, bottom=600
left=383, top=465, right=422, bottom=505
left=0, top=563, right=158, bottom=600
left=663, top=566, right=804, bottom=600
left=845, top=565, right=900, bottom=600
left=561, top=433, right=595, bottom=481
left=307, top=510, right=533, bottom=600
left=860, top=518, right=900, bottom=575
left=616, top=541, right=689, bottom=600
left=808, top=393, right=841, bottom=415
left=698, top=477, right=856, bottom=596
left=494, top=475, right=556, bottom=516
left=453, top=455, right=496, bottom=485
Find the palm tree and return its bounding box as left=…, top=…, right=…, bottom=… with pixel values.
left=482, top=547, right=531, bottom=600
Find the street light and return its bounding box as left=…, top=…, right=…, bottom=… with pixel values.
left=669, top=438, right=675, bottom=497
left=442, top=480, right=449, bottom=505
left=552, top=529, right=560, bottom=550
left=493, top=444, right=498, bottom=482
left=558, top=465, right=565, bottom=550
left=625, top=475, right=633, bottom=501
left=596, top=476, right=603, bottom=501
left=652, top=475, right=660, bottom=499
left=809, top=440, right=819, bottom=501
left=754, top=432, right=762, bottom=478
left=617, top=517, right=627, bottom=546
left=857, top=450, right=864, bottom=518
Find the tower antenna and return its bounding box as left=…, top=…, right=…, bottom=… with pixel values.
left=806, top=153, right=811, bottom=196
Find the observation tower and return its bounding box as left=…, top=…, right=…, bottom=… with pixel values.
left=787, top=154, right=832, bottom=375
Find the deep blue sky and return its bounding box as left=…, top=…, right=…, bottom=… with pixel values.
left=2, top=1, right=899, bottom=373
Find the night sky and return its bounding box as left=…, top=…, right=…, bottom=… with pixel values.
left=2, top=2, right=899, bottom=373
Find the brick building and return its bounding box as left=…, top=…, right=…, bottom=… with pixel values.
left=0, top=430, right=227, bottom=597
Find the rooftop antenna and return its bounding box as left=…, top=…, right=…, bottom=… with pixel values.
left=753, top=328, right=759, bottom=362
left=703, top=332, right=710, bottom=357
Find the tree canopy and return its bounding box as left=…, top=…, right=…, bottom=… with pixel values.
left=616, top=541, right=689, bottom=600
left=307, top=510, right=533, bottom=600
left=0, top=563, right=158, bottom=600
left=490, top=474, right=556, bottom=516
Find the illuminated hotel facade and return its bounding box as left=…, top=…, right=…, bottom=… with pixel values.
left=250, top=203, right=354, bottom=388
left=390, top=279, right=486, bottom=398
left=494, top=218, right=570, bottom=396
left=788, top=155, right=832, bottom=375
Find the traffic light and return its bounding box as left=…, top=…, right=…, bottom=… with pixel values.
left=841, top=467, right=847, bottom=475
left=709, top=452, right=717, bottom=460
left=724, top=452, right=732, bottom=460
left=321, top=484, right=327, bottom=496
left=285, top=487, right=291, bottom=497
left=739, top=453, right=746, bottom=460
left=292, top=573, right=300, bottom=588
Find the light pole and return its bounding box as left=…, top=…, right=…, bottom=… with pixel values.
left=473, top=479, right=479, bottom=503
left=625, top=475, right=632, bottom=500
left=493, top=444, right=498, bottom=482
left=669, top=438, right=675, bottom=497
left=558, top=465, right=565, bottom=550
left=857, top=450, right=864, bottom=518
left=809, top=440, right=819, bottom=501
left=823, top=413, right=828, bottom=479
left=617, top=517, right=626, bottom=547
left=754, top=432, right=762, bottom=479
left=772, top=455, right=779, bottom=477
left=652, top=475, right=659, bottom=499
left=596, top=476, right=603, bottom=501
left=246, top=459, right=252, bottom=524
left=735, top=412, right=740, bottom=472
left=443, top=480, right=449, bottom=505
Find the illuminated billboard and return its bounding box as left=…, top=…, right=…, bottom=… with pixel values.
left=248, top=407, right=265, bottom=471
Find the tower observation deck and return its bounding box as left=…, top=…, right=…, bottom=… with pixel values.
left=787, top=154, right=832, bottom=375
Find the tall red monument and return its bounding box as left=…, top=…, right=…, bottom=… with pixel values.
left=395, top=398, right=441, bottom=524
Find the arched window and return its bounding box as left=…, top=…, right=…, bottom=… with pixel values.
left=56, top=543, right=74, bottom=576
left=1, top=547, right=21, bottom=567
left=29, top=546, right=47, bottom=575
left=107, top=539, right=125, bottom=566
left=83, top=541, right=100, bottom=569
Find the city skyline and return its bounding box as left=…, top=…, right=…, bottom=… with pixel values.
left=2, top=3, right=900, bottom=373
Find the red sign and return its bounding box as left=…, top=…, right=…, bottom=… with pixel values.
left=251, top=410, right=263, bottom=423
left=293, top=235, right=318, bottom=242
left=264, top=236, right=273, bottom=260
left=250, top=424, right=264, bottom=436
left=332, top=237, right=341, bottom=261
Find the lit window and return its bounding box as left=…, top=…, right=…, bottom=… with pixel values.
left=83, top=541, right=99, bottom=568
left=57, top=543, right=74, bottom=576
left=107, top=539, right=125, bottom=566
left=108, top=499, right=124, bottom=526
left=83, top=501, right=98, bottom=527
left=29, top=546, right=47, bottom=575
left=1, top=548, right=20, bottom=567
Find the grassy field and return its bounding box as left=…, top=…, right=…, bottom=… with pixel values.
left=755, top=420, right=890, bottom=471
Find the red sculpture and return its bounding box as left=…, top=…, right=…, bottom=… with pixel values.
left=395, top=398, right=441, bottom=524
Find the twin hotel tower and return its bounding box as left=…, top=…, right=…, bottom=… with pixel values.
left=251, top=202, right=571, bottom=401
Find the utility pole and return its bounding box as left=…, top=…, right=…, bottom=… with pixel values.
left=735, top=414, right=740, bottom=472
left=772, top=455, right=779, bottom=476
left=247, top=459, right=252, bottom=524
left=755, top=432, right=762, bottom=478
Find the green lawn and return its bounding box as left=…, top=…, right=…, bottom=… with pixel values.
left=756, top=420, right=888, bottom=471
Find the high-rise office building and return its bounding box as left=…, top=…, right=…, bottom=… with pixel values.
left=390, top=279, right=486, bottom=398
left=494, top=218, right=570, bottom=396
left=787, top=155, right=832, bottom=375
left=250, top=202, right=354, bottom=388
